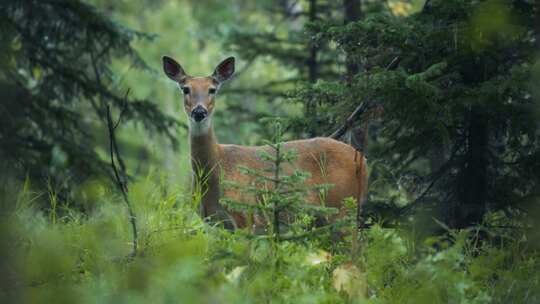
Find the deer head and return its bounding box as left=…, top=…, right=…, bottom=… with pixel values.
left=162, top=56, right=235, bottom=136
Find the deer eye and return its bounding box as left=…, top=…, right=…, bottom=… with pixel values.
left=208, top=88, right=216, bottom=95
left=182, top=87, right=190, bottom=95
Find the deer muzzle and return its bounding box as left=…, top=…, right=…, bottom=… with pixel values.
left=191, top=105, right=208, bottom=122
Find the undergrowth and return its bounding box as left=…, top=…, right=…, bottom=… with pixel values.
left=0, top=172, right=538, bottom=304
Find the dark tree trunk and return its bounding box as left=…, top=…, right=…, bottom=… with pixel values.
left=342, top=0, right=364, bottom=152
left=455, top=107, right=489, bottom=228
left=305, top=0, right=319, bottom=137
left=536, top=0, right=540, bottom=47
left=307, top=0, right=318, bottom=84
left=343, top=0, right=361, bottom=80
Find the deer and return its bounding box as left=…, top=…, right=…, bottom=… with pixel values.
left=162, top=55, right=367, bottom=229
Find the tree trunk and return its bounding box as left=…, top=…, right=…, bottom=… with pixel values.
left=536, top=0, right=540, bottom=48
left=307, top=0, right=318, bottom=84
left=306, top=0, right=319, bottom=137
left=455, top=107, right=488, bottom=228
left=343, top=0, right=361, bottom=80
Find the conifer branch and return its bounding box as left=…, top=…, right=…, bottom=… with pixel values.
left=328, top=56, right=400, bottom=140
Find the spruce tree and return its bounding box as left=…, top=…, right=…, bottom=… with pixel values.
left=297, top=0, right=540, bottom=228
left=221, top=120, right=337, bottom=240
left=224, top=0, right=342, bottom=137
left=0, top=0, right=179, bottom=202
left=224, top=0, right=540, bottom=229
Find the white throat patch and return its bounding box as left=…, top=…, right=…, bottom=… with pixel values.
left=189, top=116, right=212, bottom=137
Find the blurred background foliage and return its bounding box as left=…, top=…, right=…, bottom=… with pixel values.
left=1, top=0, right=539, bottom=303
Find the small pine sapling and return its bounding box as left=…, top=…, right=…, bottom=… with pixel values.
left=221, top=120, right=338, bottom=241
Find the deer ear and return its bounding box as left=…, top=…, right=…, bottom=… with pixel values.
left=212, top=57, right=235, bottom=82
left=162, top=56, right=186, bottom=81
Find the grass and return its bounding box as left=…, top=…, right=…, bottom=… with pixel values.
left=0, top=172, right=538, bottom=304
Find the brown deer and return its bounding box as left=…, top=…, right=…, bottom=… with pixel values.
left=162, top=56, right=367, bottom=229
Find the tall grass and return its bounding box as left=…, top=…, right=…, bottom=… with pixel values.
left=0, top=172, right=538, bottom=303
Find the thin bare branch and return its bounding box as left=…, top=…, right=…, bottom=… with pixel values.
left=106, top=93, right=138, bottom=260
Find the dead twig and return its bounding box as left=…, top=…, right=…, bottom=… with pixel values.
left=106, top=89, right=138, bottom=260
left=328, top=56, right=400, bottom=139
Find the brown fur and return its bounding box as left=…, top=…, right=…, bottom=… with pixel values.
left=191, top=127, right=367, bottom=228
left=162, top=56, right=367, bottom=228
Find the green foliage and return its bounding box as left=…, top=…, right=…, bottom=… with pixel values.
left=0, top=0, right=181, bottom=205
left=284, top=0, right=540, bottom=229
left=221, top=120, right=336, bottom=241
left=1, top=178, right=539, bottom=303
left=1, top=1, right=540, bottom=302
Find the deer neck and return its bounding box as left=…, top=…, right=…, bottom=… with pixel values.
left=189, top=119, right=224, bottom=219
left=189, top=120, right=220, bottom=174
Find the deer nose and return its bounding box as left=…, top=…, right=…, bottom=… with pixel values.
left=191, top=106, right=208, bottom=122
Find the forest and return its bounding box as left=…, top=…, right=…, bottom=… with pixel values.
left=0, top=0, right=539, bottom=303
